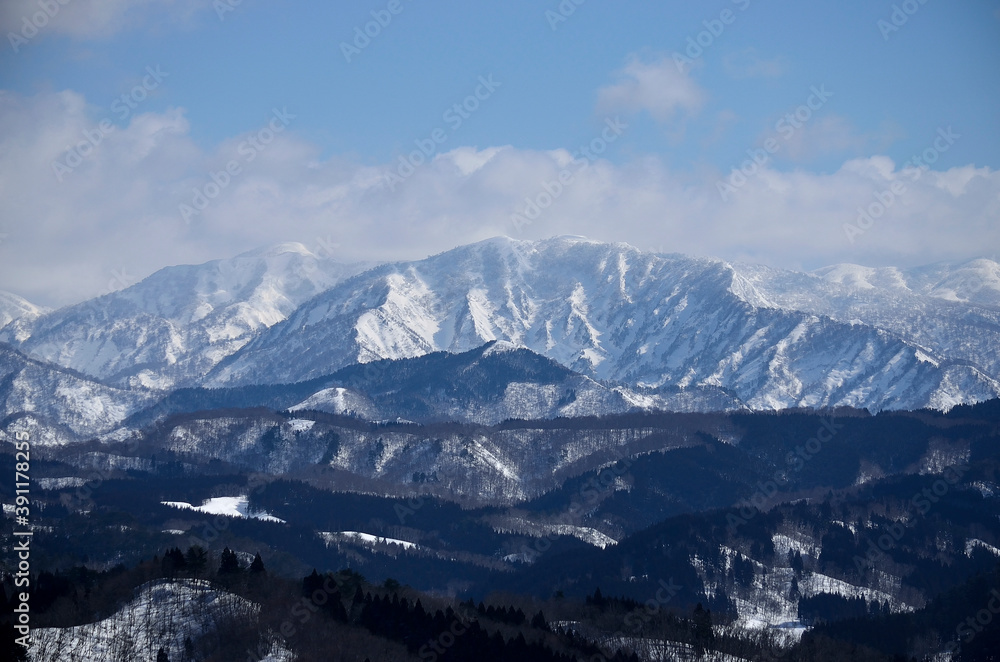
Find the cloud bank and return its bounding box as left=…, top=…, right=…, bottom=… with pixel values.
left=1, top=0, right=213, bottom=40
left=1, top=87, right=997, bottom=308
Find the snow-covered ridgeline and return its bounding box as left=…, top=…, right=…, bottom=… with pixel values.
left=30, top=579, right=293, bottom=662
left=207, top=237, right=1000, bottom=412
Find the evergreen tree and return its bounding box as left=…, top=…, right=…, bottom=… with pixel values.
left=185, top=546, right=208, bottom=576
left=161, top=547, right=187, bottom=576
left=218, top=547, right=242, bottom=575
left=692, top=603, right=714, bottom=657
left=790, top=549, right=805, bottom=575
left=789, top=576, right=801, bottom=601
left=249, top=552, right=266, bottom=574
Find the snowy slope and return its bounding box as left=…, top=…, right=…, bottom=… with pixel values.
left=0, top=343, right=160, bottom=444
left=734, top=258, right=1000, bottom=406
left=208, top=237, right=1000, bottom=412
left=4, top=243, right=370, bottom=389
left=151, top=408, right=712, bottom=503
left=0, top=290, right=48, bottom=332
left=161, top=495, right=286, bottom=523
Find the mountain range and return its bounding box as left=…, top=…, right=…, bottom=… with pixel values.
left=2, top=236, right=999, bottom=444
left=6, top=237, right=1000, bottom=662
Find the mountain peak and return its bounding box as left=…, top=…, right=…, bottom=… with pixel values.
left=0, top=290, right=49, bottom=329
left=481, top=339, right=526, bottom=357
left=236, top=242, right=319, bottom=260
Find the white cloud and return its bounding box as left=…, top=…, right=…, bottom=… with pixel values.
left=596, top=54, right=706, bottom=124
left=723, top=48, right=787, bottom=79
left=778, top=114, right=871, bottom=161
left=0, top=89, right=997, bottom=308
left=0, top=0, right=214, bottom=40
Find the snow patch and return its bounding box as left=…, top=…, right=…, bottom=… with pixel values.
left=320, top=531, right=420, bottom=551
left=965, top=538, right=1000, bottom=557
left=162, top=496, right=285, bottom=523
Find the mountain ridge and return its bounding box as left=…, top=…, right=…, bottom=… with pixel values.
left=0, top=244, right=372, bottom=390
left=205, top=237, right=1000, bottom=412
left=4, top=236, right=998, bottom=414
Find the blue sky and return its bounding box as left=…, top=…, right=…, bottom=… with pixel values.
left=1, top=0, right=999, bottom=306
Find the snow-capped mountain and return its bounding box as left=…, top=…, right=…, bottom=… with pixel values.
left=0, top=290, right=47, bottom=334
left=1, top=243, right=370, bottom=389
left=6, top=237, right=999, bottom=413
left=735, top=259, right=1000, bottom=391
left=206, top=237, right=1000, bottom=412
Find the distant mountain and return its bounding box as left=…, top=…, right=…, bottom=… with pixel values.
left=7, top=237, right=999, bottom=413
left=287, top=340, right=740, bottom=425
left=0, top=338, right=735, bottom=447
left=0, top=290, right=47, bottom=334
left=734, top=258, right=1000, bottom=402
left=0, top=343, right=159, bottom=442
left=207, top=237, right=1000, bottom=412
left=1, top=243, right=371, bottom=390
left=119, top=339, right=736, bottom=430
